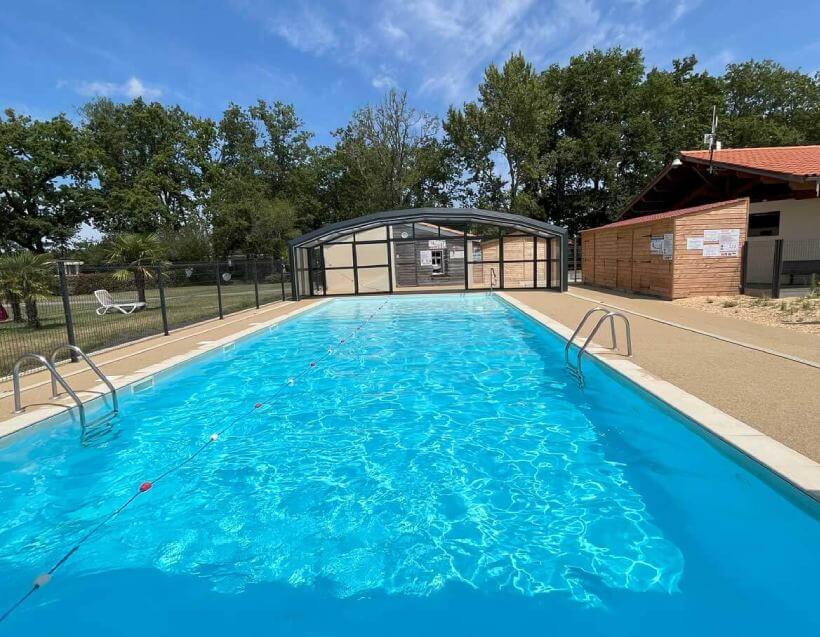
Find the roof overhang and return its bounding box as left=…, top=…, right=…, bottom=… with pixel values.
left=619, top=154, right=820, bottom=220
left=289, top=207, right=568, bottom=249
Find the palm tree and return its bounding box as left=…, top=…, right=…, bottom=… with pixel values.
left=0, top=252, right=55, bottom=329
left=104, top=233, right=169, bottom=303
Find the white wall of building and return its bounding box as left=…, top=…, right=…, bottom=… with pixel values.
left=748, top=197, right=819, bottom=240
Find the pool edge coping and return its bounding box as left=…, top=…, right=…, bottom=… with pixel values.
left=496, top=291, right=820, bottom=502
left=0, top=299, right=332, bottom=440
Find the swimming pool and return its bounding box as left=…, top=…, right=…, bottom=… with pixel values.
left=0, top=294, right=817, bottom=635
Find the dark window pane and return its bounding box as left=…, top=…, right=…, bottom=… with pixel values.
left=748, top=211, right=780, bottom=237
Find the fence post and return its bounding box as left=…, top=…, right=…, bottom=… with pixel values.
left=156, top=266, right=169, bottom=336
left=771, top=239, right=784, bottom=299
left=279, top=261, right=286, bottom=301
left=573, top=234, right=579, bottom=284
left=740, top=241, right=748, bottom=294
left=252, top=257, right=260, bottom=309
left=57, top=261, right=78, bottom=361
left=215, top=260, right=224, bottom=319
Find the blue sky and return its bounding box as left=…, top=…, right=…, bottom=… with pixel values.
left=2, top=0, right=819, bottom=146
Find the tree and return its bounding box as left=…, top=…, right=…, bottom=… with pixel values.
left=103, top=233, right=168, bottom=303
left=720, top=60, right=820, bottom=147
left=326, top=89, right=456, bottom=219
left=446, top=53, right=557, bottom=212
left=0, top=251, right=55, bottom=328
left=0, top=109, right=95, bottom=252
left=207, top=101, right=313, bottom=255
left=81, top=98, right=214, bottom=234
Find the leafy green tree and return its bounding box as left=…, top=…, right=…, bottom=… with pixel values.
left=207, top=101, right=313, bottom=255
left=103, top=233, right=169, bottom=303
left=156, top=217, right=213, bottom=262
left=328, top=89, right=456, bottom=218
left=720, top=60, right=820, bottom=146
left=446, top=53, right=557, bottom=212
left=0, top=109, right=95, bottom=252
left=81, top=98, right=215, bottom=234
left=0, top=251, right=55, bottom=328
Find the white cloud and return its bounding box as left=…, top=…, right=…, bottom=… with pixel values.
left=72, top=76, right=163, bottom=100
left=233, top=0, right=711, bottom=106
left=372, top=71, right=397, bottom=90
left=269, top=7, right=339, bottom=54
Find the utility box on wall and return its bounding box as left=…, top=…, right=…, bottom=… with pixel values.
left=581, top=198, right=749, bottom=299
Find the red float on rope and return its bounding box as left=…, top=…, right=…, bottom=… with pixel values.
left=310, top=361, right=316, bottom=367
left=340, top=338, right=345, bottom=344
left=139, top=481, right=153, bottom=493
left=254, top=402, right=262, bottom=408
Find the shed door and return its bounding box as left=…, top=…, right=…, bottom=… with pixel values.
left=616, top=230, right=633, bottom=290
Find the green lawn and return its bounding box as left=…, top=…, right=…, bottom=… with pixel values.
left=1, top=282, right=287, bottom=376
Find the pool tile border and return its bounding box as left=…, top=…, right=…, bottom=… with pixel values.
left=497, top=292, right=820, bottom=501
left=0, top=300, right=330, bottom=440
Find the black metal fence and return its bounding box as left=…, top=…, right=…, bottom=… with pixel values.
left=743, top=238, right=820, bottom=298
left=0, top=257, right=290, bottom=377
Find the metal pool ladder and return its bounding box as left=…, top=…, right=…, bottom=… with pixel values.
left=564, top=307, right=632, bottom=387
left=13, top=345, right=119, bottom=443
left=489, top=267, right=498, bottom=294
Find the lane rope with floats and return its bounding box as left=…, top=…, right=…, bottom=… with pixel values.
left=0, top=298, right=390, bottom=625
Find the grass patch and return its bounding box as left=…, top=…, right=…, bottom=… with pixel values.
left=1, top=282, right=286, bottom=376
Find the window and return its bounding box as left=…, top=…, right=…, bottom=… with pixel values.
left=431, top=249, right=445, bottom=274
left=748, top=211, right=780, bottom=237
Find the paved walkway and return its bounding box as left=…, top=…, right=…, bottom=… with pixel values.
left=507, top=287, right=820, bottom=462
left=0, top=299, right=320, bottom=435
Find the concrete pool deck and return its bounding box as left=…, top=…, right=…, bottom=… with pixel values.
left=0, top=289, right=817, bottom=498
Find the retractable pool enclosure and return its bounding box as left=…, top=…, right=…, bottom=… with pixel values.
left=288, top=208, right=568, bottom=299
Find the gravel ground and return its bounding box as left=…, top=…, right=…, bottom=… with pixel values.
left=674, top=294, right=820, bottom=335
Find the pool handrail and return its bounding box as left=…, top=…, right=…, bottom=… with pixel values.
left=566, top=310, right=632, bottom=386
left=50, top=345, right=119, bottom=416
left=12, top=353, right=86, bottom=426
left=564, top=307, right=613, bottom=366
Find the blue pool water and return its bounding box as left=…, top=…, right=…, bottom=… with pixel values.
left=0, top=294, right=817, bottom=635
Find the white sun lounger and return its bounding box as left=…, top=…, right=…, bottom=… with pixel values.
left=94, top=289, right=147, bottom=315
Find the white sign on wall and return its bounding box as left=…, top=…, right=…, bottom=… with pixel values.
left=449, top=250, right=464, bottom=259
left=428, top=239, right=446, bottom=249
left=703, top=244, right=721, bottom=258
left=703, top=229, right=720, bottom=243
left=686, top=237, right=704, bottom=250
left=650, top=236, right=664, bottom=255
left=719, top=228, right=740, bottom=256
left=662, top=233, right=674, bottom=260
left=419, top=250, right=433, bottom=266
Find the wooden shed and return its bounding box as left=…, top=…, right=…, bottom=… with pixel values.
left=581, top=198, right=749, bottom=299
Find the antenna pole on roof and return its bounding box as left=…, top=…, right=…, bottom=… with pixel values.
left=707, top=105, right=718, bottom=173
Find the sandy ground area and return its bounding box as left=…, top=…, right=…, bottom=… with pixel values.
left=674, top=294, right=819, bottom=335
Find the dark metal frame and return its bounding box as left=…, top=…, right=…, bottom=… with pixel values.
left=289, top=208, right=568, bottom=299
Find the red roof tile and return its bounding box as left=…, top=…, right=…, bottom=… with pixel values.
left=681, top=145, right=820, bottom=178
left=583, top=198, right=748, bottom=232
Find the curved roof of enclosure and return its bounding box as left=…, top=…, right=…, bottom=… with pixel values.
left=289, top=207, right=567, bottom=248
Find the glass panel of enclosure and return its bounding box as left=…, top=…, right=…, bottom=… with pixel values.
left=297, top=219, right=562, bottom=295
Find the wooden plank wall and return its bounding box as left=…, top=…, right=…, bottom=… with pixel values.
left=580, top=199, right=749, bottom=299
left=672, top=199, right=749, bottom=298
left=581, top=219, right=674, bottom=298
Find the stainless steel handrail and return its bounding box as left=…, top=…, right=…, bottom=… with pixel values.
left=489, top=267, right=498, bottom=293
left=565, top=310, right=632, bottom=386
left=12, top=354, right=86, bottom=426
left=50, top=345, right=118, bottom=415
left=564, top=307, right=613, bottom=366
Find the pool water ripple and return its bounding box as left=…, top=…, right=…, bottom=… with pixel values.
left=0, top=294, right=817, bottom=635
